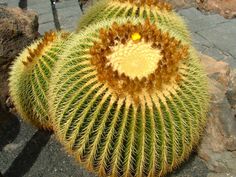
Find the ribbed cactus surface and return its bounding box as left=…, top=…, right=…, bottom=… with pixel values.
left=9, top=32, right=72, bottom=129
left=77, top=0, right=190, bottom=42
left=49, top=17, right=209, bottom=177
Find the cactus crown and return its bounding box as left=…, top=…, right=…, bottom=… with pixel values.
left=90, top=19, right=189, bottom=103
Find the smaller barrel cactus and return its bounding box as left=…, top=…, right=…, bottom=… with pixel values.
left=76, top=0, right=190, bottom=42
left=49, top=17, right=209, bottom=177
left=9, top=31, right=72, bottom=129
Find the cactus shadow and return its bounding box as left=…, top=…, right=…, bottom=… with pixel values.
left=166, top=151, right=209, bottom=177
left=3, top=130, right=52, bottom=177
left=0, top=110, right=20, bottom=151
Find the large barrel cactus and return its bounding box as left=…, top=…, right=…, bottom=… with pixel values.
left=49, top=17, right=209, bottom=177
left=9, top=32, right=72, bottom=129
left=77, top=0, right=190, bottom=42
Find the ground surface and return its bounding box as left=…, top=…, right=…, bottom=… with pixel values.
left=1, top=0, right=236, bottom=177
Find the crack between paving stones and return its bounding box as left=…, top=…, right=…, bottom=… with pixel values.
left=39, top=21, right=54, bottom=25
left=194, top=32, right=235, bottom=60
left=194, top=20, right=233, bottom=33
left=194, top=32, right=214, bottom=46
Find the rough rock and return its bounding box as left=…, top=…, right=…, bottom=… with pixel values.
left=198, top=54, right=236, bottom=176
left=0, top=7, right=39, bottom=111
left=227, top=69, right=236, bottom=110
left=196, top=0, right=236, bottom=19
left=166, top=0, right=195, bottom=9
left=226, top=69, right=236, bottom=152
left=166, top=0, right=236, bottom=19
left=201, top=54, right=230, bottom=89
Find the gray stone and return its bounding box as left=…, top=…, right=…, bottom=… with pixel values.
left=57, top=5, right=81, bottom=18
left=38, top=22, right=55, bottom=34
left=38, top=12, right=54, bottom=24
left=208, top=173, right=236, bottom=177
left=217, top=96, right=236, bottom=137
left=198, top=20, right=236, bottom=54
left=0, top=0, right=7, bottom=7
left=57, top=2, right=82, bottom=31
left=229, top=50, right=236, bottom=60
left=179, top=7, right=205, bottom=20
left=56, top=0, right=81, bottom=9
left=192, top=32, right=212, bottom=47
left=178, top=8, right=236, bottom=69
left=191, top=17, right=227, bottom=33
left=29, top=1, right=51, bottom=14
left=203, top=47, right=228, bottom=61
left=6, top=0, right=17, bottom=7
left=60, top=16, right=80, bottom=31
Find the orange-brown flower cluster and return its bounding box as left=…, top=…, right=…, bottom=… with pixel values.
left=117, top=0, right=172, bottom=11
left=22, top=31, right=57, bottom=66
left=90, top=20, right=189, bottom=102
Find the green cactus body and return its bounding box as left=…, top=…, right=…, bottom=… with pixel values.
left=77, top=0, right=190, bottom=42
left=9, top=32, right=72, bottom=129
left=49, top=17, right=209, bottom=177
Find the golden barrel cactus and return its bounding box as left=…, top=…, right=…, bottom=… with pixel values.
left=9, top=32, right=72, bottom=129
left=49, top=17, right=209, bottom=177
left=77, top=0, right=190, bottom=42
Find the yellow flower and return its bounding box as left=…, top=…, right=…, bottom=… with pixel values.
left=131, top=32, right=141, bottom=41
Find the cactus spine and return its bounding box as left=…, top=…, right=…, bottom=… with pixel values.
left=9, top=32, right=72, bottom=129
left=76, top=0, right=190, bottom=42
left=49, top=17, right=209, bottom=177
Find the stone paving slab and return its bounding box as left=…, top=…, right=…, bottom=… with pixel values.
left=198, top=21, right=236, bottom=56
left=1, top=1, right=236, bottom=177
left=178, top=8, right=236, bottom=68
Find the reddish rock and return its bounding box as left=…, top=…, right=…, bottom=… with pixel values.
left=226, top=136, right=236, bottom=151
left=227, top=69, right=236, bottom=109
left=198, top=54, right=236, bottom=175
left=196, top=0, right=236, bottom=19
left=201, top=54, right=230, bottom=89
left=226, top=69, right=236, bottom=151
left=165, top=0, right=236, bottom=18
left=200, top=79, right=228, bottom=153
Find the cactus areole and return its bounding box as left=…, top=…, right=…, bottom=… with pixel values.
left=49, top=18, right=209, bottom=177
